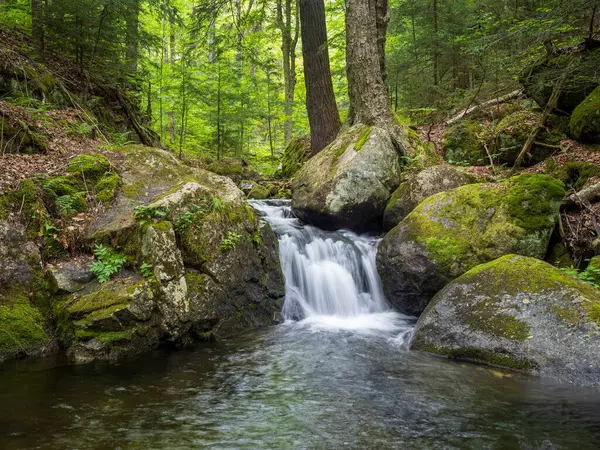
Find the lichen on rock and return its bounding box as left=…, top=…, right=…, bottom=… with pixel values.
left=410, top=254, right=600, bottom=387
left=377, top=174, right=565, bottom=316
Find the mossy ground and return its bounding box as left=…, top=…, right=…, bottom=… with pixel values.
left=442, top=120, right=489, bottom=165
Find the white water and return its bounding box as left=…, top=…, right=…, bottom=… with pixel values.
left=251, top=200, right=413, bottom=335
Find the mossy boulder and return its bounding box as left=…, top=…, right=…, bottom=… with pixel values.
left=494, top=110, right=561, bottom=166
left=0, top=115, right=48, bottom=154
left=547, top=160, right=600, bottom=191
left=279, top=135, right=312, bottom=178
left=0, top=221, right=51, bottom=361
left=67, top=153, right=111, bottom=182
left=383, top=166, right=476, bottom=230
left=377, top=174, right=565, bottom=316
left=520, top=49, right=600, bottom=113
left=248, top=184, right=270, bottom=200
left=207, top=158, right=261, bottom=183
left=292, top=124, right=401, bottom=230
left=442, top=120, right=489, bottom=166
left=570, top=86, right=600, bottom=143
left=410, top=254, right=600, bottom=387
left=94, top=172, right=121, bottom=204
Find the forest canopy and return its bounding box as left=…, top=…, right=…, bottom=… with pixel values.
left=0, top=0, right=598, bottom=173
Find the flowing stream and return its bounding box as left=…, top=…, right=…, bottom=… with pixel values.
left=1, top=200, right=600, bottom=449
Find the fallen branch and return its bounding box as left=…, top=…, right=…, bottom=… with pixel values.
left=564, top=183, right=600, bottom=208
left=445, top=90, right=524, bottom=126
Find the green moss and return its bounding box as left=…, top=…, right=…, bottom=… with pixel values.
left=208, top=159, right=244, bottom=176
left=94, top=172, right=121, bottom=204
left=548, top=161, right=600, bottom=190
left=466, top=302, right=530, bottom=341
left=551, top=304, right=582, bottom=326
left=442, top=120, right=489, bottom=165
left=570, top=86, right=600, bottom=142
left=68, top=281, right=143, bottom=316
left=279, top=135, right=311, bottom=178
left=67, top=153, right=111, bottom=181
left=56, top=192, right=87, bottom=218
left=414, top=343, right=535, bottom=372
left=75, top=328, right=135, bottom=343
left=42, top=175, right=81, bottom=197
left=248, top=184, right=270, bottom=200
left=355, top=126, right=372, bottom=151
left=0, top=292, right=49, bottom=358
left=0, top=179, right=50, bottom=238
left=504, top=174, right=565, bottom=230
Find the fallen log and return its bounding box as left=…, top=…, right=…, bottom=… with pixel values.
left=445, top=90, right=524, bottom=126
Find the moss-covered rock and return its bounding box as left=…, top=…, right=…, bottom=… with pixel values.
left=67, top=153, right=111, bottom=182
left=0, top=115, right=48, bottom=154
left=376, top=174, right=565, bottom=315
left=383, top=165, right=476, bottom=230
left=442, top=120, right=489, bottom=166
left=570, top=86, right=600, bottom=143
left=279, top=135, right=312, bottom=178
left=410, top=254, right=600, bottom=387
left=547, top=160, right=600, bottom=191
left=94, top=172, right=121, bottom=204
left=248, top=184, right=270, bottom=200
left=0, top=221, right=51, bottom=361
left=292, top=124, right=402, bottom=230
left=207, top=158, right=261, bottom=183
left=494, top=110, right=562, bottom=166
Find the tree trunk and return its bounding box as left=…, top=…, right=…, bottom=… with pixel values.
left=277, top=0, right=299, bottom=144
left=168, top=111, right=176, bottom=145
left=31, top=0, right=45, bottom=60
left=346, top=0, right=394, bottom=127
left=433, top=0, right=439, bottom=86
left=375, top=0, right=388, bottom=87
left=125, top=0, right=140, bottom=72
left=299, top=0, right=341, bottom=155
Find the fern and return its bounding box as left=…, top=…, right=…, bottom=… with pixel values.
left=89, top=244, right=127, bottom=283
left=220, top=231, right=241, bottom=252
left=211, top=196, right=227, bottom=213
left=133, top=205, right=170, bottom=226
left=140, top=263, right=154, bottom=278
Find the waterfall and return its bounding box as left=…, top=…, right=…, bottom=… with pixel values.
left=251, top=200, right=406, bottom=332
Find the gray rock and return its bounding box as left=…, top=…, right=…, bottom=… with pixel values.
left=377, top=174, right=565, bottom=316
left=49, top=259, right=94, bottom=294
left=383, top=165, right=476, bottom=230
left=410, top=254, right=600, bottom=388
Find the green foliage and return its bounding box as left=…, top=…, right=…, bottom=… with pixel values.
left=174, top=203, right=208, bottom=231
left=67, top=153, right=110, bottom=181
left=89, top=244, right=126, bottom=283
left=56, top=193, right=86, bottom=218
left=210, top=196, right=227, bottom=214
left=139, top=263, right=154, bottom=278
left=94, top=172, right=121, bottom=204
left=133, top=205, right=170, bottom=226
left=68, top=122, right=95, bottom=137
left=220, top=231, right=241, bottom=252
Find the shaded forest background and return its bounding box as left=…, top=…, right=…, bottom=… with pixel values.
left=0, top=0, right=598, bottom=174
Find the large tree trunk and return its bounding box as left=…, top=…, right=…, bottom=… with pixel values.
left=125, top=0, right=140, bottom=72
left=346, top=0, right=407, bottom=155
left=277, top=0, right=299, bottom=144
left=299, top=0, right=341, bottom=155
left=31, top=0, right=45, bottom=60
left=346, top=0, right=394, bottom=127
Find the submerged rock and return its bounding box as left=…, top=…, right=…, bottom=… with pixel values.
left=383, top=165, right=476, bottom=231
left=410, top=255, right=600, bottom=388
left=377, top=174, right=565, bottom=316
left=292, top=124, right=401, bottom=230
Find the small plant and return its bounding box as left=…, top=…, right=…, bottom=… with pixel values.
left=562, top=264, right=600, bottom=290
left=174, top=203, right=208, bottom=231
left=211, top=196, right=227, bottom=213
left=56, top=193, right=86, bottom=218
left=140, top=263, right=154, bottom=278
left=220, top=231, right=241, bottom=252
left=251, top=231, right=262, bottom=247
left=68, top=122, right=95, bottom=137
left=89, top=244, right=127, bottom=283
left=133, top=205, right=170, bottom=226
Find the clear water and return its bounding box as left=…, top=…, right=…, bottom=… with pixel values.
left=1, top=200, right=600, bottom=449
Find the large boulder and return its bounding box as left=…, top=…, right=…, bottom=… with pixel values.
left=0, top=221, right=51, bottom=361
left=442, top=120, right=490, bottom=166
left=377, top=174, right=565, bottom=316
left=56, top=145, right=285, bottom=363
left=494, top=110, right=563, bottom=166
left=383, top=166, right=476, bottom=231
left=570, top=85, right=600, bottom=143
left=410, top=255, right=600, bottom=387
left=292, top=124, right=401, bottom=230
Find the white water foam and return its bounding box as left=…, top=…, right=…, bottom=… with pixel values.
left=251, top=200, right=413, bottom=335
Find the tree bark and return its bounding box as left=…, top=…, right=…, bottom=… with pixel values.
left=31, top=0, right=45, bottom=60
left=299, top=0, right=341, bottom=155
left=346, top=0, right=394, bottom=127
left=125, top=0, right=140, bottom=72
left=433, top=0, right=439, bottom=86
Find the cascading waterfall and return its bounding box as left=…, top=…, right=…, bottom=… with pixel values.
left=251, top=200, right=407, bottom=332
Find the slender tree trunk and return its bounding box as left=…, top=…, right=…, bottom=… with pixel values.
left=31, top=0, right=45, bottom=60
left=168, top=111, right=176, bottom=144
left=209, top=0, right=216, bottom=64
left=433, top=0, right=439, bottom=86
left=299, top=0, right=341, bottom=155
left=126, top=0, right=140, bottom=72
left=277, top=0, right=299, bottom=144
left=170, top=29, right=176, bottom=65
